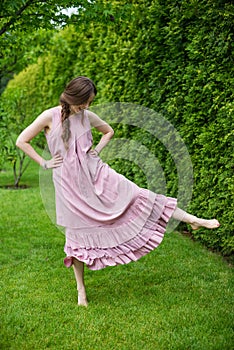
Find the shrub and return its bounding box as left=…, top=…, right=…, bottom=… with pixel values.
left=1, top=0, right=233, bottom=255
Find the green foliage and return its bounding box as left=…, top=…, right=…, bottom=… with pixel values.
left=0, top=28, right=56, bottom=93
left=1, top=0, right=233, bottom=253
left=0, top=0, right=132, bottom=91
left=0, top=74, right=46, bottom=186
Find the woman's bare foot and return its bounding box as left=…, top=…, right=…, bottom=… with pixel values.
left=78, top=289, right=88, bottom=307
left=78, top=296, right=88, bottom=307
left=190, top=219, right=220, bottom=230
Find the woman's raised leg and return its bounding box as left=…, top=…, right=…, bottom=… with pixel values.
left=73, top=258, right=88, bottom=307
left=172, top=207, right=220, bottom=230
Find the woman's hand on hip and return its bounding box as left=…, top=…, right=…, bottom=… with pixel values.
left=42, top=154, right=63, bottom=170
left=88, top=149, right=99, bottom=157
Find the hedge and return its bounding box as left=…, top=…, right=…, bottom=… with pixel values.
left=1, top=0, right=233, bottom=256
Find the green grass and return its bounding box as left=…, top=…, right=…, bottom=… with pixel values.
left=0, top=161, right=233, bottom=350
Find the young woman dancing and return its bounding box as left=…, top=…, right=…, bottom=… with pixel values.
left=16, top=76, right=220, bottom=306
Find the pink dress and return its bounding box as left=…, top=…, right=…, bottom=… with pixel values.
left=45, top=106, right=177, bottom=270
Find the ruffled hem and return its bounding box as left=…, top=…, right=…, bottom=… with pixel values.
left=64, top=196, right=177, bottom=270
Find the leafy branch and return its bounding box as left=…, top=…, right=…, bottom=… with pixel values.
left=0, top=0, right=35, bottom=36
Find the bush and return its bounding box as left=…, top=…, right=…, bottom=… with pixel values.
left=1, top=0, right=233, bottom=255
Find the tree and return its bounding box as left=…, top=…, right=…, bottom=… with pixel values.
left=0, top=0, right=129, bottom=90
left=0, top=81, right=38, bottom=187
left=0, top=0, right=131, bottom=183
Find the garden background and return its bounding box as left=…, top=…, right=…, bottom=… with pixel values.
left=0, top=1, right=233, bottom=349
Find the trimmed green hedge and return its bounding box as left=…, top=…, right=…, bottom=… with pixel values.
left=1, top=0, right=233, bottom=256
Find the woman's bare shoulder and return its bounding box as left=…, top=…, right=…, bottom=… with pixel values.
left=37, top=106, right=61, bottom=125
left=28, top=106, right=60, bottom=135
left=87, top=110, right=108, bottom=127
left=42, top=106, right=61, bottom=119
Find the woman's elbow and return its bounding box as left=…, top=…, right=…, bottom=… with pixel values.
left=16, top=137, right=25, bottom=149
left=109, top=128, right=114, bottom=138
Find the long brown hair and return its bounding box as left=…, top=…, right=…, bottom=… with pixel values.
left=59, top=76, right=97, bottom=149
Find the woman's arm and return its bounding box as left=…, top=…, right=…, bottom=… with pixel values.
left=87, top=111, right=114, bottom=154
left=16, top=109, right=63, bottom=169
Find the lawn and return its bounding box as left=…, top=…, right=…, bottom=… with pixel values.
left=0, top=162, right=233, bottom=350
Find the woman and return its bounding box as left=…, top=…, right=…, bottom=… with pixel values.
left=16, top=76, right=220, bottom=306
